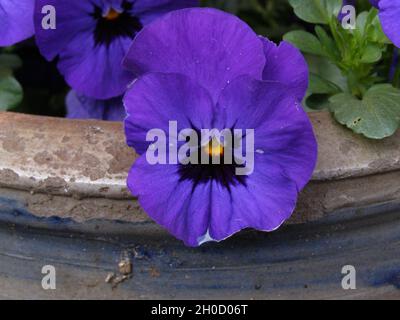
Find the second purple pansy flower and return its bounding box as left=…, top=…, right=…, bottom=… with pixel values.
left=123, top=8, right=317, bottom=246
left=34, top=0, right=197, bottom=100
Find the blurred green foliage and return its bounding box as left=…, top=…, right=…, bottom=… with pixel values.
left=284, top=0, right=400, bottom=139
left=0, top=52, right=23, bottom=111
left=201, top=0, right=303, bottom=41
left=1, top=42, right=67, bottom=117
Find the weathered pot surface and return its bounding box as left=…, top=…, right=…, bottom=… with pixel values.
left=0, top=111, right=399, bottom=299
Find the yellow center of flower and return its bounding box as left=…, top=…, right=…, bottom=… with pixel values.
left=105, top=8, right=120, bottom=20
left=204, top=138, right=224, bottom=157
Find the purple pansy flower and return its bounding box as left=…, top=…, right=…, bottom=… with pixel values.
left=66, top=90, right=125, bottom=121
left=34, top=0, right=197, bottom=100
left=0, top=0, right=35, bottom=46
left=370, top=0, right=400, bottom=48
left=123, top=8, right=317, bottom=246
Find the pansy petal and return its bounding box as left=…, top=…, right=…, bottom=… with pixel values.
left=208, top=161, right=298, bottom=243
left=34, top=0, right=95, bottom=60
left=60, top=34, right=134, bottom=99
left=124, top=8, right=266, bottom=102
left=0, top=0, right=34, bottom=46
left=66, top=90, right=125, bottom=121
left=216, top=76, right=317, bottom=191
left=378, top=0, right=400, bottom=48
left=261, top=38, right=309, bottom=101
left=128, top=157, right=211, bottom=247
left=124, top=72, right=214, bottom=154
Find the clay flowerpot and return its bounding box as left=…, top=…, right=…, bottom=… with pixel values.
left=0, top=111, right=399, bottom=299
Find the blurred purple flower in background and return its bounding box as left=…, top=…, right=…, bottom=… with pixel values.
left=34, top=0, right=198, bottom=100
left=123, top=9, right=317, bottom=246
left=0, top=0, right=34, bottom=46
left=66, top=91, right=125, bottom=121
left=338, top=0, right=355, bottom=22
left=370, top=0, right=379, bottom=8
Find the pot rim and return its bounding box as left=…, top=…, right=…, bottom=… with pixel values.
left=0, top=111, right=399, bottom=225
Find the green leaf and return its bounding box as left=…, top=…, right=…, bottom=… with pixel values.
left=360, top=44, right=382, bottom=63
left=306, top=55, right=348, bottom=91
left=288, top=0, right=342, bottom=24
left=305, top=73, right=342, bottom=111
left=0, top=69, right=23, bottom=110
left=0, top=54, right=22, bottom=70
left=315, top=26, right=339, bottom=60
left=283, top=30, right=325, bottom=56
left=368, top=14, right=391, bottom=44
left=329, top=84, right=400, bottom=139
left=355, top=11, right=368, bottom=39
left=356, top=8, right=390, bottom=44
left=355, top=10, right=375, bottom=37
left=309, top=73, right=342, bottom=94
